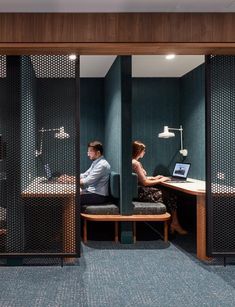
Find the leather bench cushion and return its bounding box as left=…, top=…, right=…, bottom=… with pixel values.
left=133, top=202, right=167, bottom=215
left=81, top=204, right=119, bottom=215
left=109, top=172, right=120, bottom=199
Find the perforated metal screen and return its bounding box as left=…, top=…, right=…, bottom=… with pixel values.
left=206, top=55, right=235, bottom=256
left=0, top=55, right=80, bottom=260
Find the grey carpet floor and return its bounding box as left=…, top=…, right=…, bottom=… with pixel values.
left=0, top=240, right=235, bottom=307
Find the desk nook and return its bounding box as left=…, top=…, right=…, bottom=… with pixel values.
left=0, top=53, right=234, bottom=266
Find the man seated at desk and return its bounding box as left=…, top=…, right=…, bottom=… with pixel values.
left=58, top=140, right=111, bottom=205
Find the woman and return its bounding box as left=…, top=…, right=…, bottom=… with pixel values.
left=132, top=140, right=187, bottom=235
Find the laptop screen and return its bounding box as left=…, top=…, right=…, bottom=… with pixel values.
left=172, top=162, right=191, bottom=179
left=44, top=163, right=52, bottom=179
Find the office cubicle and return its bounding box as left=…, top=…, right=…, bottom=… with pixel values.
left=0, top=55, right=80, bottom=262
left=80, top=56, right=133, bottom=243
left=1, top=53, right=234, bottom=261
left=131, top=55, right=206, bottom=240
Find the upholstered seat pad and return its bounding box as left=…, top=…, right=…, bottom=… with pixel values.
left=82, top=204, right=119, bottom=215
left=133, top=202, right=166, bottom=214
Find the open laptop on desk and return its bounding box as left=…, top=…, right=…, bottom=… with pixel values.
left=167, top=162, right=191, bottom=183
left=41, top=163, right=61, bottom=184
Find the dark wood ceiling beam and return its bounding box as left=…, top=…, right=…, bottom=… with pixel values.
left=0, top=13, right=234, bottom=54
left=1, top=43, right=235, bottom=55
left=0, top=13, right=234, bottom=43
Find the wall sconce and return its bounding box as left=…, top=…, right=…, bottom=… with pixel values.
left=158, top=125, right=188, bottom=157
left=35, top=126, right=70, bottom=157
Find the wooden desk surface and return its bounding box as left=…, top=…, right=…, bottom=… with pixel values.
left=160, top=178, right=206, bottom=196
left=22, top=177, right=76, bottom=198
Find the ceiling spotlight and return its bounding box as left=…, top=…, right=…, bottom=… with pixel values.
left=69, top=54, right=77, bottom=61
left=165, top=54, right=175, bottom=60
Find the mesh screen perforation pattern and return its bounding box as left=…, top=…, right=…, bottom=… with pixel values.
left=207, top=55, right=235, bottom=256
left=0, top=55, right=80, bottom=260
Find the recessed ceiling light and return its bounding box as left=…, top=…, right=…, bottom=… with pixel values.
left=226, top=0, right=235, bottom=8
left=165, top=54, right=175, bottom=60
left=69, top=54, right=77, bottom=61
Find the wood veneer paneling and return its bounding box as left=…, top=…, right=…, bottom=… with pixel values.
left=0, top=13, right=235, bottom=54
left=1, top=43, right=235, bottom=55
left=0, top=13, right=235, bottom=43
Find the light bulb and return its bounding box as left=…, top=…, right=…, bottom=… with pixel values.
left=165, top=54, right=175, bottom=60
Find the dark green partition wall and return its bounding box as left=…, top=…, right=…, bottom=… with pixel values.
left=180, top=64, right=205, bottom=180
left=105, top=56, right=133, bottom=243
left=104, top=58, right=122, bottom=173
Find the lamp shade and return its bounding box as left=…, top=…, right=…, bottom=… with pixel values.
left=158, top=126, right=175, bottom=138
left=55, top=127, right=70, bottom=139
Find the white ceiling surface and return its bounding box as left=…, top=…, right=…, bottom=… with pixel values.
left=0, top=0, right=235, bottom=12
left=132, top=55, right=205, bottom=77
left=80, top=56, right=116, bottom=78
left=81, top=55, right=204, bottom=78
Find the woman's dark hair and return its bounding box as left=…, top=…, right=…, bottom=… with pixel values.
left=132, top=140, right=146, bottom=159
left=88, top=140, right=103, bottom=155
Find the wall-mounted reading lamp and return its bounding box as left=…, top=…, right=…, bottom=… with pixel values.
left=158, top=125, right=188, bottom=157
left=35, top=126, right=70, bottom=157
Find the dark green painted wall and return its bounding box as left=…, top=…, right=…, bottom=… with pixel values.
left=80, top=78, right=104, bottom=172
left=132, top=66, right=205, bottom=180
left=132, top=78, right=180, bottom=176
left=180, top=64, right=205, bottom=180
left=104, top=58, right=122, bottom=173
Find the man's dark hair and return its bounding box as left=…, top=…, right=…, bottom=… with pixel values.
left=88, top=140, right=103, bottom=155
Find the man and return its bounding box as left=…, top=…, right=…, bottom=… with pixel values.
left=59, top=140, right=111, bottom=205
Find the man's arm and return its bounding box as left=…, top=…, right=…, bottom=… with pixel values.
left=81, top=162, right=107, bottom=187
left=58, top=163, right=93, bottom=183
left=80, top=164, right=92, bottom=179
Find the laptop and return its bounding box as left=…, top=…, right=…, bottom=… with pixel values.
left=168, top=162, right=191, bottom=183
left=43, top=163, right=61, bottom=183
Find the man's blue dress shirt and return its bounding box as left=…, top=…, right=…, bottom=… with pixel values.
left=80, top=156, right=111, bottom=196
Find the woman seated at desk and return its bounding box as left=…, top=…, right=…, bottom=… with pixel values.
left=132, top=140, right=187, bottom=235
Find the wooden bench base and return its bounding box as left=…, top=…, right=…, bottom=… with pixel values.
left=81, top=213, right=171, bottom=243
